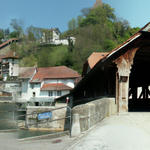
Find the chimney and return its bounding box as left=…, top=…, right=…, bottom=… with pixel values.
left=93, top=0, right=103, bottom=8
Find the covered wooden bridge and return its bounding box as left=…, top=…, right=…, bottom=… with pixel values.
left=70, top=22, right=150, bottom=113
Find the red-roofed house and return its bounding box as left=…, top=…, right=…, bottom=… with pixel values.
left=19, top=66, right=80, bottom=105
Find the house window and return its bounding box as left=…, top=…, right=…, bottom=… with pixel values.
left=12, top=59, right=14, bottom=65
left=48, top=91, right=53, bottom=96
left=57, top=91, right=62, bottom=96
left=30, top=84, right=34, bottom=89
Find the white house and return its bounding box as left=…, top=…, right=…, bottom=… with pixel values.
left=19, top=67, right=36, bottom=102
left=19, top=66, right=80, bottom=105
left=41, top=28, right=76, bottom=46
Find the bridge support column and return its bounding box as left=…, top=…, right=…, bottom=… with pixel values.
left=114, top=48, right=138, bottom=113
left=116, top=73, right=129, bottom=113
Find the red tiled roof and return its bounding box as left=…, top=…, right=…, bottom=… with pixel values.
left=0, top=55, right=5, bottom=62
left=1, top=51, right=19, bottom=59
left=0, top=51, right=19, bottom=62
left=87, top=52, right=109, bottom=69
left=82, top=52, right=108, bottom=76
left=0, top=38, right=18, bottom=49
left=19, top=67, right=36, bottom=79
left=31, top=66, right=80, bottom=83
left=41, top=83, right=72, bottom=91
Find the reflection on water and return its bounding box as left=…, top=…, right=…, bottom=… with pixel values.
left=0, top=103, right=57, bottom=139
left=0, top=102, right=17, bottom=130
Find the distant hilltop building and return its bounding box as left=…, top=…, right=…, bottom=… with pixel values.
left=41, top=28, right=76, bottom=46
left=93, top=0, right=103, bottom=8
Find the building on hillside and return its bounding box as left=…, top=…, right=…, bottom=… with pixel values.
left=0, top=51, right=19, bottom=81
left=41, top=28, right=76, bottom=46
left=18, top=66, right=80, bottom=106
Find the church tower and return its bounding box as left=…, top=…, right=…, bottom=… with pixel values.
left=93, top=0, right=103, bottom=8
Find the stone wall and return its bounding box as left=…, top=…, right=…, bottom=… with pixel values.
left=71, top=98, right=117, bottom=136
left=0, top=96, right=13, bottom=101
left=26, top=104, right=70, bottom=131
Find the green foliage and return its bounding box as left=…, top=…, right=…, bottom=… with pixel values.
left=0, top=29, right=4, bottom=44
left=9, top=31, right=20, bottom=38
left=64, top=3, right=140, bottom=72
left=20, top=55, right=37, bottom=67
left=10, top=19, right=24, bottom=38
left=68, top=18, right=77, bottom=31
left=19, top=44, right=68, bottom=68
left=0, top=3, right=140, bottom=74
left=79, top=4, right=115, bottom=27
left=104, top=40, right=117, bottom=51
left=26, top=26, right=43, bottom=40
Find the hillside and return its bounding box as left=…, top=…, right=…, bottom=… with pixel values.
left=0, top=2, right=140, bottom=74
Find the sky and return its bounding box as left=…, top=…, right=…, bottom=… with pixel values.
left=0, top=0, right=150, bottom=32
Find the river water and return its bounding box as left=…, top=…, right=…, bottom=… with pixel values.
left=0, top=103, right=57, bottom=139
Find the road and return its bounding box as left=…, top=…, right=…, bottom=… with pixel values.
left=2, top=113, right=150, bottom=150
left=0, top=132, right=76, bottom=150
left=68, top=113, right=150, bottom=150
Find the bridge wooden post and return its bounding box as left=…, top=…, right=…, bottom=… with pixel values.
left=114, top=48, right=138, bottom=113
left=116, top=64, right=130, bottom=113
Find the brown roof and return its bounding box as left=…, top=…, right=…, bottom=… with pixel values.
left=82, top=52, right=108, bottom=76
left=1, top=51, right=19, bottom=59
left=41, top=83, right=72, bottom=91
left=0, top=55, right=5, bottom=62
left=0, top=51, right=19, bottom=62
left=0, top=38, right=18, bottom=49
left=19, top=67, right=36, bottom=79
left=88, top=52, right=109, bottom=69
left=31, top=66, right=80, bottom=83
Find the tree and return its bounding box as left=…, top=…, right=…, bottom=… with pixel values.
left=68, top=18, right=77, bottom=31
left=77, top=16, right=84, bottom=27
left=68, top=37, right=74, bottom=52
left=0, top=29, right=4, bottom=44
left=79, top=5, right=115, bottom=27
left=10, top=19, right=24, bottom=38
left=4, top=28, right=10, bottom=40
left=9, top=31, right=20, bottom=38
left=27, top=26, right=43, bottom=40
left=81, top=8, right=90, bottom=17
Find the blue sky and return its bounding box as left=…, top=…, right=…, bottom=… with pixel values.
left=0, top=0, right=150, bottom=32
